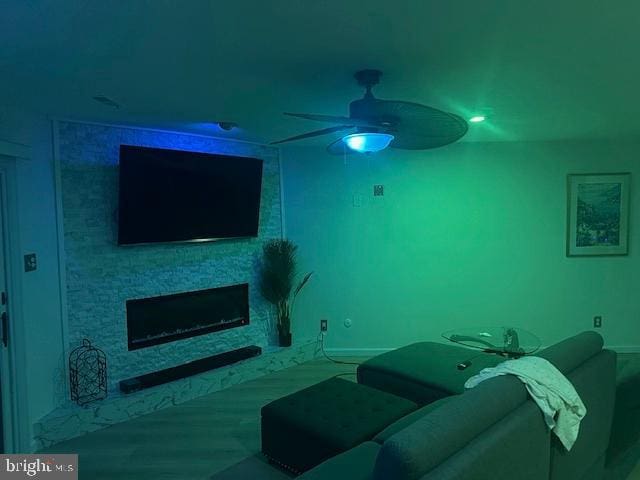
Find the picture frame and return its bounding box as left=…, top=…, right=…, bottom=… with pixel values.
left=566, top=173, right=630, bottom=256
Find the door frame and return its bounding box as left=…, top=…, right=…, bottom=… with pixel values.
left=0, top=152, right=29, bottom=453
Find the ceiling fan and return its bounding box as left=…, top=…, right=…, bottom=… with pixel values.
left=271, top=69, right=468, bottom=154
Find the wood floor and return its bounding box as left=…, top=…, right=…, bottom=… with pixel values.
left=40, top=357, right=364, bottom=480
left=40, top=354, right=640, bottom=480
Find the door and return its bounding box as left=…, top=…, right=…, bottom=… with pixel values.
left=0, top=172, right=10, bottom=453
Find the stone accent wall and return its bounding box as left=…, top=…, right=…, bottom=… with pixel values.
left=58, top=121, right=281, bottom=394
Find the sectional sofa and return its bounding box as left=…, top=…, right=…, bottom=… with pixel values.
left=282, top=331, right=617, bottom=480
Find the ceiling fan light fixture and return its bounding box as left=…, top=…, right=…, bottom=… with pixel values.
left=342, top=132, right=394, bottom=153
left=469, top=115, right=486, bottom=123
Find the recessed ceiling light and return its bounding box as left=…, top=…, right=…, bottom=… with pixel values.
left=469, top=115, right=486, bottom=123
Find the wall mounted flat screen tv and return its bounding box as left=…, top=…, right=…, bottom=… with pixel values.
left=118, top=145, right=263, bottom=245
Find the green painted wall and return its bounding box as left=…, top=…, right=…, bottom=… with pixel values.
left=281, top=140, right=640, bottom=352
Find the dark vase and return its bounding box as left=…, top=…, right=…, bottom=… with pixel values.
left=279, top=332, right=292, bottom=347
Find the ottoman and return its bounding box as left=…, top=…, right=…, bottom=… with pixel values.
left=357, top=341, right=503, bottom=405
left=261, top=377, right=417, bottom=474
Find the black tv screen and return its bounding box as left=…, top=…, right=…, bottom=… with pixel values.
left=118, top=145, right=263, bottom=245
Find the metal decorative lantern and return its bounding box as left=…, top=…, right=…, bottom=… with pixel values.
left=69, top=339, right=107, bottom=406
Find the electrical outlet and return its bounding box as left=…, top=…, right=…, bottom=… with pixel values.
left=593, top=316, right=602, bottom=328
left=24, top=253, right=37, bottom=272
left=320, top=319, right=328, bottom=332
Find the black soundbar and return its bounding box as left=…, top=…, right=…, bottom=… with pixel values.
left=119, top=345, right=262, bottom=394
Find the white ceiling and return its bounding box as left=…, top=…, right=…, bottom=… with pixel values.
left=1, top=0, right=639, bottom=145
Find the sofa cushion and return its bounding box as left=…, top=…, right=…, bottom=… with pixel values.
left=374, top=396, right=454, bottom=444
left=297, top=441, right=381, bottom=480
left=420, top=401, right=551, bottom=480
left=373, top=374, right=528, bottom=480
left=535, top=331, right=603, bottom=374
left=261, top=377, right=417, bottom=474
left=358, top=342, right=504, bottom=404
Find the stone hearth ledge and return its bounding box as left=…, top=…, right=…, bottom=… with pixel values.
left=34, top=340, right=317, bottom=450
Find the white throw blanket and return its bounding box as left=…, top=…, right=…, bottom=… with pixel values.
left=464, top=356, right=586, bottom=451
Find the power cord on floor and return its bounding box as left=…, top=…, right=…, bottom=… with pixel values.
left=317, top=331, right=361, bottom=366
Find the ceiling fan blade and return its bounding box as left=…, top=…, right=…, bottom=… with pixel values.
left=270, top=125, right=354, bottom=145
left=284, top=112, right=382, bottom=128
left=369, top=101, right=468, bottom=149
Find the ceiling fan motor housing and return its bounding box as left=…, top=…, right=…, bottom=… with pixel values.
left=349, top=98, right=395, bottom=133
left=350, top=97, right=375, bottom=121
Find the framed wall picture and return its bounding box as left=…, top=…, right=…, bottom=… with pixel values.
left=566, top=173, right=630, bottom=256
